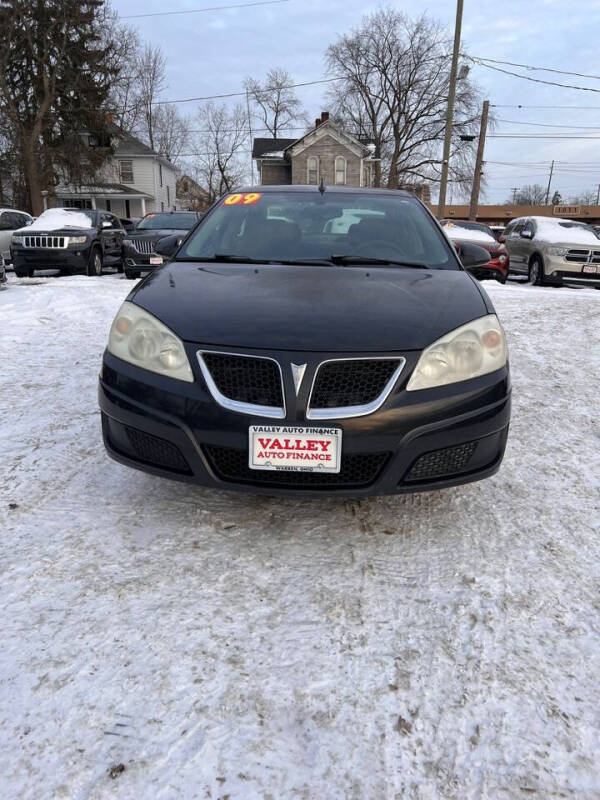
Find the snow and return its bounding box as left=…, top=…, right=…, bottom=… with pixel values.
left=17, top=208, right=93, bottom=232
left=530, top=217, right=600, bottom=246
left=1, top=273, right=599, bottom=799
left=442, top=223, right=496, bottom=245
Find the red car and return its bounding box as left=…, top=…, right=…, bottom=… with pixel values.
left=442, top=220, right=509, bottom=284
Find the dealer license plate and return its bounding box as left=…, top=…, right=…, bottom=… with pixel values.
left=582, top=264, right=597, bottom=274
left=249, top=425, right=342, bottom=473
left=149, top=256, right=163, bottom=265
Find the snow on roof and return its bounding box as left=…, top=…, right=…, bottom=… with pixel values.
left=17, top=209, right=93, bottom=232
left=442, top=222, right=495, bottom=244
left=532, top=217, right=600, bottom=245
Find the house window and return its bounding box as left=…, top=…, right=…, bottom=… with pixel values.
left=307, top=156, right=318, bottom=185
left=119, top=160, right=134, bottom=184
left=167, top=185, right=170, bottom=205
left=161, top=202, right=164, bottom=212
left=64, top=198, right=92, bottom=209
left=159, top=163, right=163, bottom=187
left=335, top=156, right=346, bottom=185
left=106, top=199, right=111, bottom=212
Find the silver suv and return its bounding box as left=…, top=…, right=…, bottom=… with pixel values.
left=505, top=216, right=600, bottom=287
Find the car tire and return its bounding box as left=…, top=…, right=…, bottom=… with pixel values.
left=14, top=267, right=33, bottom=278
left=528, top=256, right=545, bottom=286
left=126, top=271, right=140, bottom=280
left=116, top=261, right=124, bottom=274
left=87, top=246, right=103, bottom=277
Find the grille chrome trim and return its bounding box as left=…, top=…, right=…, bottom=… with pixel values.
left=23, top=235, right=67, bottom=249
left=132, top=239, right=156, bottom=255
left=307, top=357, right=406, bottom=420
left=197, top=350, right=286, bottom=419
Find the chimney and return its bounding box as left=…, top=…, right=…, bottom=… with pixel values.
left=315, top=118, right=321, bottom=128
left=321, top=111, right=329, bottom=123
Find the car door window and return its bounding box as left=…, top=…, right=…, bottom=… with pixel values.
left=109, top=214, right=124, bottom=230
left=511, top=222, right=524, bottom=238
left=0, top=212, right=17, bottom=230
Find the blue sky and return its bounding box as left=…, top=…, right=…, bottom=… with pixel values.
left=112, top=0, right=600, bottom=203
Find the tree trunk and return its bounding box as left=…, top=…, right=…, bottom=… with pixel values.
left=21, top=135, right=44, bottom=215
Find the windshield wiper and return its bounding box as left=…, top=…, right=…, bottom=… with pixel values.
left=182, top=254, right=335, bottom=266
left=329, top=254, right=430, bottom=268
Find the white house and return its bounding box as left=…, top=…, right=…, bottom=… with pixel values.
left=51, top=129, right=179, bottom=218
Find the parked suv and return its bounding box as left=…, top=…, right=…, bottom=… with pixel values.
left=504, top=216, right=600, bottom=287
left=122, top=211, right=202, bottom=279
left=11, top=208, right=124, bottom=277
left=0, top=208, right=33, bottom=265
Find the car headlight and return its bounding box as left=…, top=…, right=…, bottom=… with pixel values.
left=68, top=235, right=88, bottom=245
left=406, top=314, right=507, bottom=391
left=11, top=235, right=23, bottom=244
left=122, top=238, right=133, bottom=247
left=498, top=254, right=507, bottom=264
left=107, top=300, right=194, bottom=382
left=546, top=246, right=568, bottom=256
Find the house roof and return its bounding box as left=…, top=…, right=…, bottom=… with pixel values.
left=252, top=138, right=296, bottom=158
left=56, top=182, right=153, bottom=198
left=107, top=124, right=176, bottom=169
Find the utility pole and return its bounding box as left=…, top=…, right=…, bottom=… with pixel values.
left=511, top=187, right=518, bottom=204
left=468, top=99, right=489, bottom=220
left=544, top=160, right=555, bottom=205
left=245, top=88, right=255, bottom=185
left=437, top=0, right=464, bottom=220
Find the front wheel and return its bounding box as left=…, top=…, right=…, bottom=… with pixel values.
left=126, top=271, right=140, bottom=280
left=87, top=246, right=103, bottom=277
left=14, top=267, right=33, bottom=278
left=528, top=256, right=544, bottom=286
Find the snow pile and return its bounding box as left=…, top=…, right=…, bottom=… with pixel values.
left=442, top=223, right=496, bottom=244
left=532, top=217, right=600, bottom=245
left=16, top=208, right=93, bottom=232
left=1, top=275, right=600, bottom=798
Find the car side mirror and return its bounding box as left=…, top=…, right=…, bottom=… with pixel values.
left=520, top=229, right=533, bottom=239
left=155, top=234, right=180, bottom=258
left=101, top=220, right=112, bottom=229
left=458, top=242, right=490, bottom=269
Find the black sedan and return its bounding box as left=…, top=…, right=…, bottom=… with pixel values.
left=122, top=211, right=203, bottom=279
left=99, top=186, right=510, bottom=497
left=11, top=208, right=125, bottom=277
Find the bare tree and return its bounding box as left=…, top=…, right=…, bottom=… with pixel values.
left=508, top=184, right=547, bottom=205
left=193, top=102, right=248, bottom=203
left=152, top=104, right=190, bottom=164
left=325, top=9, right=482, bottom=193
left=244, top=68, right=306, bottom=137
left=136, top=43, right=166, bottom=151
left=568, top=189, right=599, bottom=205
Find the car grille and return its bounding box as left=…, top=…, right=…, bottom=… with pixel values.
left=125, top=426, right=190, bottom=473
left=204, top=445, right=389, bottom=488
left=565, top=248, right=600, bottom=264
left=200, top=352, right=284, bottom=411
left=132, top=239, right=156, bottom=255
left=23, top=235, right=67, bottom=249
left=308, top=358, right=404, bottom=418
left=404, top=441, right=478, bottom=482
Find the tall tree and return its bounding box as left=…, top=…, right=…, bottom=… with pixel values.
left=0, top=0, right=127, bottom=214
left=193, top=102, right=247, bottom=203
left=135, top=43, right=166, bottom=151
left=325, top=9, right=482, bottom=193
left=152, top=104, right=190, bottom=164
left=244, top=68, right=306, bottom=138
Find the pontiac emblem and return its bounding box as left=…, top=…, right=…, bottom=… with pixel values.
left=290, top=363, right=307, bottom=396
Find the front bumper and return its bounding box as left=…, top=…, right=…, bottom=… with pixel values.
left=12, top=245, right=91, bottom=272
left=468, top=256, right=509, bottom=283
left=123, top=245, right=164, bottom=276
left=544, top=254, right=600, bottom=285
left=99, top=348, right=511, bottom=497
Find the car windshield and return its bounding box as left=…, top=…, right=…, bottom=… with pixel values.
left=137, top=213, right=197, bottom=230
left=178, top=191, right=457, bottom=269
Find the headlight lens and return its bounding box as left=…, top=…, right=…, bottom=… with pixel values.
left=68, top=235, right=87, bottom=245
left=406, top=314, right=507, bottom=391
left=547, top=246, right=568, bottom=256
left=107, top=300, right=193, bottom=382
left=498, top=254, right=507, bottom=264
left=122, top=238, right=133, bottom=247
left=11, top=235, right=23, bottom=244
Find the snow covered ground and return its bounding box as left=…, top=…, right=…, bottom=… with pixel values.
left=1, top=273, right=599, bottom=799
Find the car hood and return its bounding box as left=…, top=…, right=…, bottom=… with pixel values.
left=129, top=228, right=189, bottom=239
left=130, top=261, right=489, bottom=352
left=15, top=227, right=92, bottom=235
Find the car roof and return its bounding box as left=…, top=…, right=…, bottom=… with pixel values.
left=231, top=185, right=415, bottom=197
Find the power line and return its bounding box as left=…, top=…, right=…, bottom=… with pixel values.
left=151, top=76, right=343, bottom=105
left=496, top=118, right=600, bottom=130
left=468, top=58, right=600, bottom=94
left=493, top=105, right=600, bottom=110
left=469, top=55, right=600, bottom=82
left=121, top=0, right=290, bottom=20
